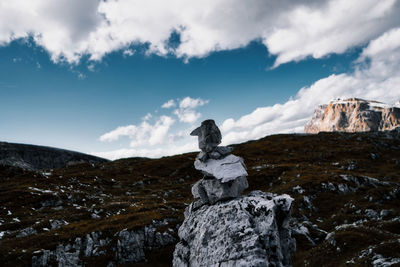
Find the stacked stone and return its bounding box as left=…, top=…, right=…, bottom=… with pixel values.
left=189, top=120, right=248, bottom=207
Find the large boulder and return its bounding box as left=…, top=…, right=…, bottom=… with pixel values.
left=173, top=191, right=296, bottom=267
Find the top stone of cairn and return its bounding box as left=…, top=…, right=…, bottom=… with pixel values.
left=190, top=119, right=222, bottom=153
left=190, top=119, right=233, bottom=161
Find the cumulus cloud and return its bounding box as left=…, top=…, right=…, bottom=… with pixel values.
left=220, top=27, right=400, bottom=145
left=174, top=97, right=209, bottom=123
left=97, top=96, right=208, bottom=159
left=95, top=26, right=400, bottom=160
left=1, top=0, right=399, bottom=66
left=265, top=0, right=400, bottom=67
left=161, top=99, right=176, bottom=109
left=99, top=115, right=175, bottom=147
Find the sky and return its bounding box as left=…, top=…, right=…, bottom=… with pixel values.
left=1, top=0, right=400, bottom=160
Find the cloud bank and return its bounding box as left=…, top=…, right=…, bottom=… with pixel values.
left=96, top=97, right=208, bottom=159
left=95, top=27, right=400, bottom=159
left=1, top=0, right=399, bottom=67
left=221, top=27, right=400, bottom=145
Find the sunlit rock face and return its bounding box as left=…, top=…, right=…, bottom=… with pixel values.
left=305, top=98, right=400, bottom=134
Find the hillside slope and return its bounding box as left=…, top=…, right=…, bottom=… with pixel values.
left=0, top=142, right=108, bottom=170
left=0, top=129, right=399, bottom=266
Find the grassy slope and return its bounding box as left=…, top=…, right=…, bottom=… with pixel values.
left=0, top=131, right=399, bottom=266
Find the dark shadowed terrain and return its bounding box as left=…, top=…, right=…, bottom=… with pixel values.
left=0, top=142, right=108, bottom=170
left=0, top=130, right=399, bottom=266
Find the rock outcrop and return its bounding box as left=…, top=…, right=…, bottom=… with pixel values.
left=173, top=119, right=295, bottom=266
left=173, top=191, right=295, bottom=266
left=305, top=98, right=400, bottom=134
left=0, top=141, right=108, bottom=170
left=31, top=219, right=176, bottom=267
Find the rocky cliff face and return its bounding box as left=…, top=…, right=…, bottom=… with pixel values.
left=0, top=142, right=108, bottom=170
left=173, top=191, right=295, bottom=266
left=304, top=98, right=400, bottom=134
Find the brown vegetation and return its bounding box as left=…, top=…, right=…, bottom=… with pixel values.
left=0, top=130, right=399, bottom=266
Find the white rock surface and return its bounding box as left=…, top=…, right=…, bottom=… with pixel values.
left=305, top=98, right=400, bottom=133
left=173, top=191, right=296, bottom=267
left=194, top=154, right=248, bottom=182
left=191, top=176, right=248, bottom=204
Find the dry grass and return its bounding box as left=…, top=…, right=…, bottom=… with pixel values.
left=0, top=131, right=399, bottom=266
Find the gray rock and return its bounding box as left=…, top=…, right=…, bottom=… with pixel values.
left=16, top=226, right=37, bottom=238
left=190, top=119, right=222, bottom=153
left=194, top=154, right=248, bottom=182
left=31, top=219, right=176, bottom=266
left=173, top=191, right=296, bottom=267
left=191, top=176, right=248, bottom=205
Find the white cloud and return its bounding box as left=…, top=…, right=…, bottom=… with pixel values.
left=99, top=115, right=175, bottom=148
left=265, top=0, right=400, bottom=67
left=142, top=113, right=152, bottom=121
left=174, top=97, right=209, bottom=123
left=220, top=27, right=400, bottom=145
left=95, top=26, right=400, bottom=160
left=161, top=99, right=176, bottom=109
left=1, top=0, right=399, bottom=67
left=179, top=97, right=208, bottom=109
left=123, top=49, right=135, bottom=57
left=99, top=125, right=137, bottom=142
left=93, top=141, right=197, bottom=160
left=97, top=96, right=208, bottom=159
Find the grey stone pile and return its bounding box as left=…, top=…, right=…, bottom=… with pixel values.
left=173, top=120, right=296, bottom=266
left=189, top=119, right=248, bottom=206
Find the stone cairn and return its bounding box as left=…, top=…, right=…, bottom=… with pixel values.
left=173, top=120, right=295, bottom=266
left=189, top=119, right=248, bottom=208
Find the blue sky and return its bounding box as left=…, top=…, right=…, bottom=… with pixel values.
left=1, top=0, right=400, bottom=159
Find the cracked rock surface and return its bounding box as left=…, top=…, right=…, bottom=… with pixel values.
left=173, top=191, right=295, bottom=267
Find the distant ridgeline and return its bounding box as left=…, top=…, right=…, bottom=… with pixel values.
left=0, top=142, right=108, bottom=170
left=305, top=98, right=400, bottom=134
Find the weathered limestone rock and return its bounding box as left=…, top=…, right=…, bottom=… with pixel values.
left=305, top=98, right=400, bottom=134
left=173, top=191, right=296, bottom=267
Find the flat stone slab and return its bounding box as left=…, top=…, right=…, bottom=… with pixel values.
left=191, top=176, right=248, bottom=205
left=194, top=154, right=248, bottom=183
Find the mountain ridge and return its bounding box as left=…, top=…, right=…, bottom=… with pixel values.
left=0, top=141, right=109, bottom=170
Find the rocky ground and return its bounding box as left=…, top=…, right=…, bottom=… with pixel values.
left=0, top=129, right=400, bottom=266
